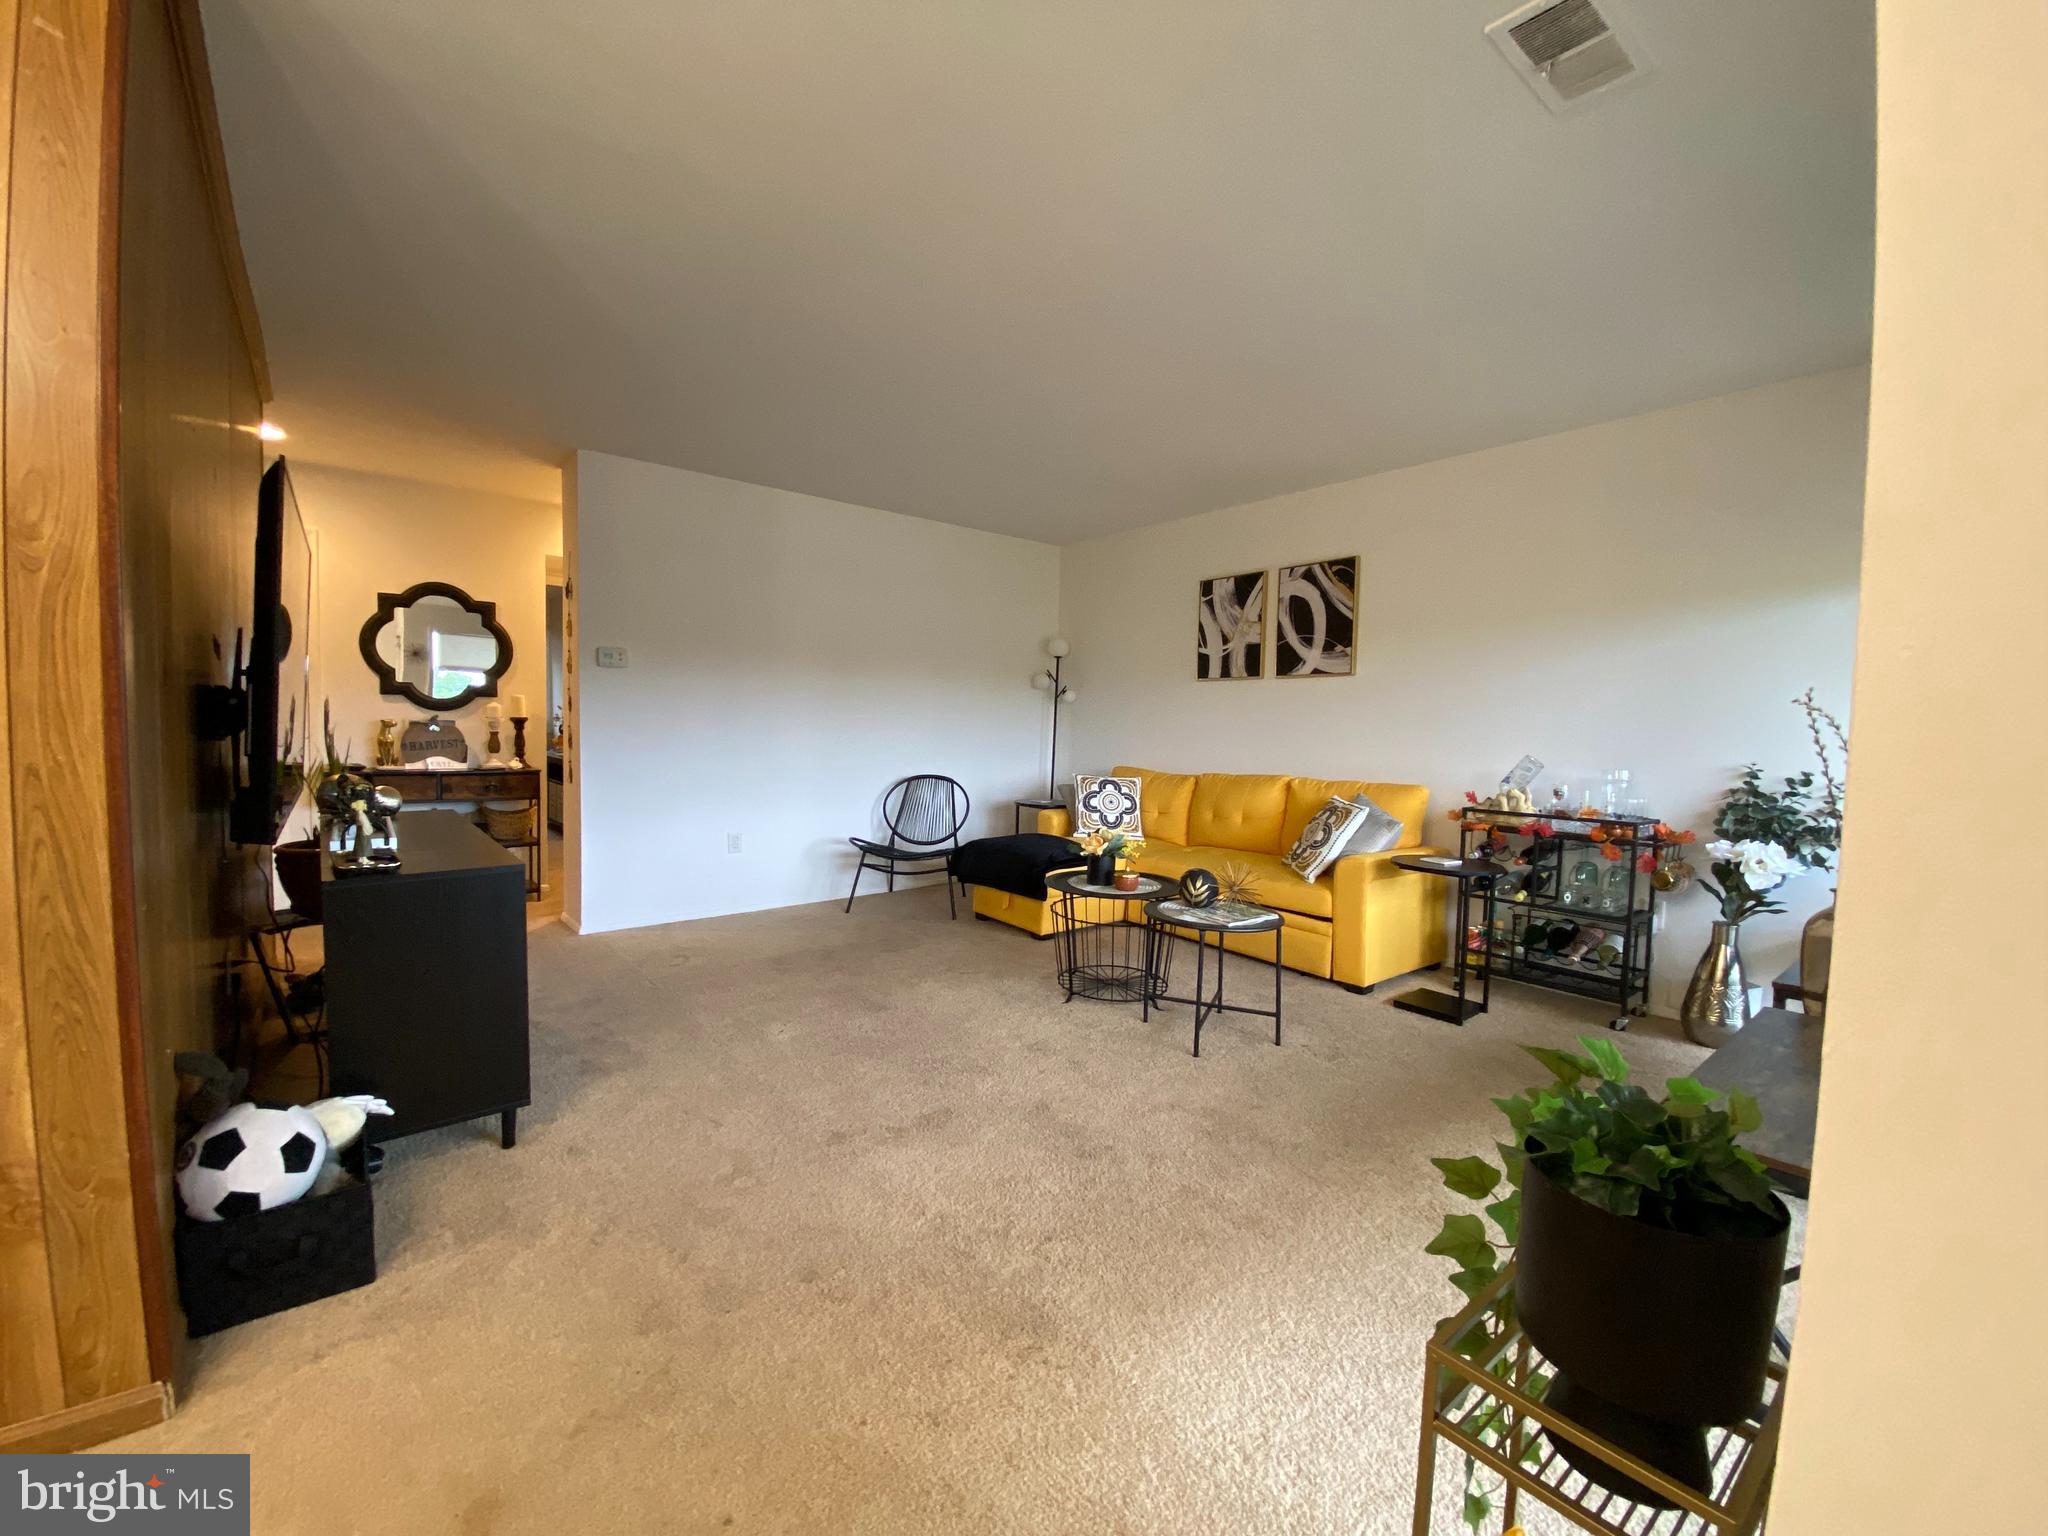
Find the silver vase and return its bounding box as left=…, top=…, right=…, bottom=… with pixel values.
left=1681, top=920, right=1751, bottom=1046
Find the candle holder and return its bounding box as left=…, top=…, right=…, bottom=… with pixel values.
left=510, top=716, right=529, bottom=770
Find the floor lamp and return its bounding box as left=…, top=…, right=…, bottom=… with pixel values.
left=1031, top=638, right=1076, bottom=801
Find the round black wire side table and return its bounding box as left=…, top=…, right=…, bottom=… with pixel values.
left=1046, top=869, right=1171, bottom=1002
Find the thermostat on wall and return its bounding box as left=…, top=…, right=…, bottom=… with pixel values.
left=595, top=646, right=628, bottom=668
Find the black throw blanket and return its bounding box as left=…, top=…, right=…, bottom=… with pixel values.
left=950, top=833, right=1084, bottom=900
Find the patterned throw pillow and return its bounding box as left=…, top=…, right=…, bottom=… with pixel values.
left=1283, top=797, right=1368, bottom=880
left=1073, top=775, right=1143, bottom=837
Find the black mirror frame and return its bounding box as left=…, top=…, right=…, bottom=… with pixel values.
left=357, top=580, right=514, bottom=711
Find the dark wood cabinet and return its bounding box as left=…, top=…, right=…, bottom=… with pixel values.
left=323, top=812, right=531, bottom=1149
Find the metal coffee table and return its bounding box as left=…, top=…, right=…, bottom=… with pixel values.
left=1143, top=897, right=1284, bottom=1058
left=1046, top=869, right=1171, bottom=1003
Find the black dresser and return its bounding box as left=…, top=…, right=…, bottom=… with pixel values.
left=323, top=810, right=531, bottom=1149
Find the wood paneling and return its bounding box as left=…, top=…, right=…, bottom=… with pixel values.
left=113, top=0, right=263, bottom=1369
left=0, top=0, right=72, bottom=1433
left=1, top=0, right=263, bottom=1442
left=2, top=0, right=152, bottom=1411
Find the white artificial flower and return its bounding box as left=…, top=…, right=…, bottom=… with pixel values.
left=1735, top=840, right=1801, bottom=889
left=1707, top=838, right=1803, bottom=892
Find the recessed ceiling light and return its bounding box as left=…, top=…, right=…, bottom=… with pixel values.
left=257, top=420, right=287, bottom=442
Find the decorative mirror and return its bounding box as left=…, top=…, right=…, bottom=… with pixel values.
left=358, top=581, right=513, bottom=710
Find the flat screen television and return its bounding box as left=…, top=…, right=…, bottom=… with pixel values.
left=230, top=457, right=313, bottom=845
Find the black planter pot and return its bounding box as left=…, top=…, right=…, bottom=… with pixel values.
left=1516, top=1153, right=1789, bottom=1501
left=273, top=838, right=325, bottom=922
left=1086, top=851, right=1115, bottom=886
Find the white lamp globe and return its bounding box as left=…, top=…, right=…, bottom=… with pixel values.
left=1060, top=685, right=1078, bottom=703
left=1046, top=637, right=1070, bottom=659
left=1031, top=672, right=1051, bottom=691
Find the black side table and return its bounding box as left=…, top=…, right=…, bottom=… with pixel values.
left=1047, top=869, right=1170, bottom=1002
left=1143, top=898, right=1285, bottom=1058
left=1013, top=796, right=1067, bottom=834
left=1388, top=855, right=1501, bottom=1025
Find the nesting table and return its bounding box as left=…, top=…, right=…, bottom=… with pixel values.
left=1046, top=869, right=1171, bottom=1003
left=1143, top=898, right=1285, bottom=1058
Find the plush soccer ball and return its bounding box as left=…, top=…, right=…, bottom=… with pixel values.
left=175, top=1102, right=328, bottom=1222
left=1178, top=868, right=1219, bottom=908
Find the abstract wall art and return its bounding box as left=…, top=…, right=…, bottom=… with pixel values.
left=1274, top=557, right=1358, bottom=677
left=1196, top=570, right=1265, bottom=679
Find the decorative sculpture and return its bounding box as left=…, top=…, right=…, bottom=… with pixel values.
left=316, top=771, right=403, bottom=873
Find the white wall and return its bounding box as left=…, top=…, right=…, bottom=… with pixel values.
left=1769, top=2, right=2048, bottom=1528
left=1057, top=369, right=1868, bottom=1008
left=293, top=462, right=561, bottom=768
left=565, top=451, right=1060, bottom=934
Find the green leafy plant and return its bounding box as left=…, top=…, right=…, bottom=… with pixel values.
left=1711, top=766, right=1837, bottom=874
left=315, top=699, right=354, bottom=783
left=1425, top=1036, right=1778, bottom=1530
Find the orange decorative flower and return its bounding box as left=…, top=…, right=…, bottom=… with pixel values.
left=1587, top=826, right=1609, bottom=843
left=1599, top=844, right=1624, bottom=862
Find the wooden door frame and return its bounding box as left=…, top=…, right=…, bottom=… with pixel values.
left=0, top=0, right=171, bottom=1429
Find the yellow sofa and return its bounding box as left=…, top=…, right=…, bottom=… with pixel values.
left=970, top=765, right=1448, bottom=992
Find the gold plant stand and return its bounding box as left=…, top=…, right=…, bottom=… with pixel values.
left=1412, top=1266, right=1783, bottom=1535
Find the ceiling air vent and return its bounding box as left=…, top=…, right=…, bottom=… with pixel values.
left=1485, top=0, right=1650, bottom=115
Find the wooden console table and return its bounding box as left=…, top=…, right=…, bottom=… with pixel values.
left=369, top=766, right=543, bottom=899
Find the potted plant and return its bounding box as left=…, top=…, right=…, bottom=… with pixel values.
left=1426, top=1035, right=1786, bottom=1521
left=1074, top=829, right=1133, bottom=886
left=1681, top=761, right=1837, bottom=1044
left=1113, top=836, right=1147, bottom=891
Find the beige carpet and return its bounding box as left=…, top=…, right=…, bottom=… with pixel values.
left=114, top=885, right=1758, bottom=1534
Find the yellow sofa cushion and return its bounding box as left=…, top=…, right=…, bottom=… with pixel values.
left=1111, top=765, right=1197, bottom=846
left=1185, top=773, right=1291, bottom=854
left=1136, top=844, right=1334, bottom=919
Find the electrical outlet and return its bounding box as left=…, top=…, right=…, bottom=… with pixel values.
left=595, top=645, right=627, bottom=668
left=726, top=832, right=743, bottom=854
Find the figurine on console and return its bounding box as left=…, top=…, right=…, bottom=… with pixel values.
left=317, top=771, right=404, bottom=874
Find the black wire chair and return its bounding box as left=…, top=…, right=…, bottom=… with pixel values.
left=845, top=774, right=971, bottom=918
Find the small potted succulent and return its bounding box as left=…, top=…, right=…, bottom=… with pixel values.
left=1426, top=1035, right=1786, bottom=1520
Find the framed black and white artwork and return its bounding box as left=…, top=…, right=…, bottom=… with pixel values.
left=1274, top=557, right=1357, bottom=677
left=1196, top=570, right=1265, bottom=679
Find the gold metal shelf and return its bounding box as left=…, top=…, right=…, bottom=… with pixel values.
left=1413, top=1266, right=1783, bottom=1535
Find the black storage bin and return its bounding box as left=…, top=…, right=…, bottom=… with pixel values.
left=173, top=1152, right=376, bottom=1337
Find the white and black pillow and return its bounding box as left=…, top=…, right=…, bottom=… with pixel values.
left=1284, top=798, right=1368, bottom=880
left=1284, top=794, right=1406, bottom=880
left=1073, top=775, right=1143, bottom=837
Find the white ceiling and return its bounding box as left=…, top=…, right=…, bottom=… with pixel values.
left=201, top=0, right=1874, bottom=541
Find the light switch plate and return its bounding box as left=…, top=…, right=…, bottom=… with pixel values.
left=595, top=645, right=627, bottom=668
